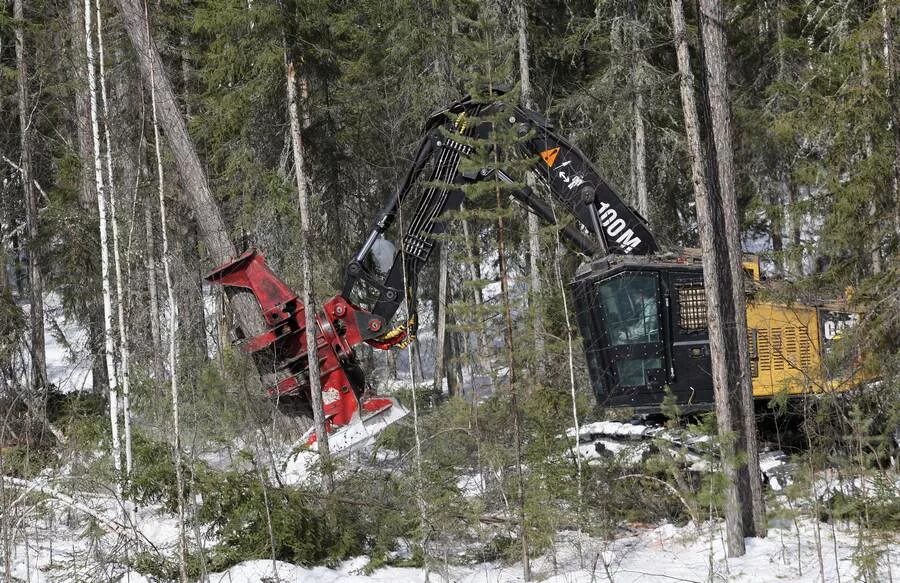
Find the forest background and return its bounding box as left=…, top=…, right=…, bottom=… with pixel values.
left=1, top=0, right=898, bottom=581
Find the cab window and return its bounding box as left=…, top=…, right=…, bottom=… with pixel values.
left=596, top=273, right=660, bottom=346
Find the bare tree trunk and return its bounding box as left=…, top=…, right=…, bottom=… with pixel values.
left=880, top=0, right=900, bottom=237
left=516, top=0, right=545, bottom=369
left=672, top=0, right=751, bottom=556
left=460, top=210, right=488, bottom=372
left=84, top=0, right=122, bottom=479
left=147, top=16, right=188, bottom=577
left=112, top=0, right=268, bottom=346
left=433, top=242, right=449, bottom=397
left=285, top=54, right=332, bottom=481
left=94, top=0, right=133, bottom=484
left=144, top=201, right=164, bottom=378
left=861, top=52, right=884, bottom=274
left=15, top=0, right=47, bottom=391
left=697, top=0, right=766, bottom=540
left=629, top=0, right=650, bottom=221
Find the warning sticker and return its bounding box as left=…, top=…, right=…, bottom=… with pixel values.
left=540, top=147, right=560, bottom=167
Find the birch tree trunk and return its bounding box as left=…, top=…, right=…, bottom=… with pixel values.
left=84, top=0, right=122, bottom=478
left=143, top=201, right=165, bottom=377
left=15, top=0, right=47, bottom=391
left=94, top=0, right=133, bottom=480
left=433, top=242, right=449, bottom=397
left=148, top=21, right=188, bottom=578
left=672, top=0, right=755, bottom=556
left=285, top=54, right=332, bottom=480
left=516, top=0, right=545, bottom=367
left=112, top=0, right=269, bottom=350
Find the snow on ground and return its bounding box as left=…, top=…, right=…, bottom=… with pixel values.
left=26, top=293, right=94, bottom=392
left=112, top=518, right=896, bottom=583
left=8, top=473, right=895, bottom=583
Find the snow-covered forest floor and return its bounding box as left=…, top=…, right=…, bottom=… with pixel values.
left=5, top=488, right=896, bottom=583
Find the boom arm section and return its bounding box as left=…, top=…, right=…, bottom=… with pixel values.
left=342, top=92, right=658, bottom=333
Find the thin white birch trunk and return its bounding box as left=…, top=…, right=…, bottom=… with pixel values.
left=549, top=202, right=582, bottom=500
left=94, top=0, right=133, bottom=480
left=433, top=242, right=448, bottom=397
left=84, top=0, right=121, bottom=478
left=145, top=202, right=164, bottom=377
left=147, top=6, right=187, bottom=579
left=285, top=53, right=332, bottom=479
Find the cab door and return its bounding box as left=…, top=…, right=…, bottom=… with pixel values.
left=594, top=270, right=667, bottom=406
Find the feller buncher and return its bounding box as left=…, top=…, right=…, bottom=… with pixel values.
left=206, top=90, right=860, bottom=452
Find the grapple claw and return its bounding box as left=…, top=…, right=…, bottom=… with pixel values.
left=206, top=248, right=406, bottom=453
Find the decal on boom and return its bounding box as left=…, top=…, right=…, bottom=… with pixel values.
left=540, top=147, right=560, bottom=167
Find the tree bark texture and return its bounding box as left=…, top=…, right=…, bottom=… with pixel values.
left=15, top=0, right=48, bottom=390
left=144, top=201, right=165, bottom=379
left=880, top=0, right=900, bottom=237
left=672, top=0, right=757, bottom=556
left=697, top=0, right=766, bottom=539
left=84, top=0, right=122, bottom=477
left=629, top=0, right=650, bottom=221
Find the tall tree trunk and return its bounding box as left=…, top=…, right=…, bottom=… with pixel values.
left=112, top=0, right=268, bottom=349
left=68, top=0, right=108, bottom=394
left=460, top=209, right=488, bottom=374
left=144, top=200, right=164, bottom=378
left=672, top=0, right=759, bottom=556
left=629, top=0, right=650, bottom=221
left=516, top=0, right=545, bottom=369
left=148, top=18, right=188, bottom=578
left=861, top=51, right=883, bottom=274
left=84, top=0, right=122, bottom=478
left=94, top=0, right=133, bottom=481
left=433, top=241, right=449, bottom=397
left=173, top=219, right=208, bottom=362
left=285, top=54, right=332, bottom=480
left=15, top=0, right=47, bottom=391
left=697, top=0, right=766, bottom=539
left=880, top=0, right=900, bottom=237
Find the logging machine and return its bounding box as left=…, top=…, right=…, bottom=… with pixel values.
left=206, top=90, right=859, bottom=452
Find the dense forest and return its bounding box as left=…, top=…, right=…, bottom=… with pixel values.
left=1, top=0, right=898, bottom=581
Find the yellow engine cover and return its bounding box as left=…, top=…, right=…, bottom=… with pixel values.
left=747, top=302, right=857, bottom=398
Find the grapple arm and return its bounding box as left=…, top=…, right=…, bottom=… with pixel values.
left=206, top=249, right=405, bottom=450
